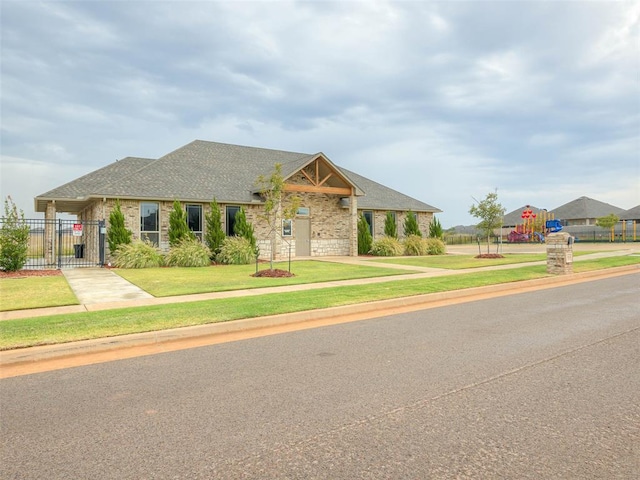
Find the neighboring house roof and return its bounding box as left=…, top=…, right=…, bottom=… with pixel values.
left=549, top=196, right=624, bottom=221
left=619, top=205, right=640, bottom=221
left=35, top=140, right=440, bottom=214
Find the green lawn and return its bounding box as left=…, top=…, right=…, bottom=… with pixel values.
left=114, top=260, right=416, bottom=297
left=368, top=251, right=598, bottom=269
left=1, top=254, right=638, bottom=350
left=0, top=276, right=78, bottom=312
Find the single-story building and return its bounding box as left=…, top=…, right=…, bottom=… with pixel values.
left=549, top=196, right=625, bottom=227
left=35, top=140, right=441, bottom=261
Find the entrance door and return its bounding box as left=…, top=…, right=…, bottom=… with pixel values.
left=295, top=217, right=310, bottom=256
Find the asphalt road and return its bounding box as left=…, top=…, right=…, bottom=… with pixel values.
left=1, top=274, right=638, bottom=479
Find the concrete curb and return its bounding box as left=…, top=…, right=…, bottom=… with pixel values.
left=2, top=264, right=637, bottom=367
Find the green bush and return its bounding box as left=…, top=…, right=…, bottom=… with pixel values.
left=370, top=236, right=403, bottom=256
left=429, top=217, right=444, bottom=239
left=107, top=199, right=132, bottom=254
left=204, top=198, right=225, bottom=260
left=0, top=197, right=29, bottom=272
left=404, top=234, right=427, bottom=256
left=404, top=211, right=422, bottom=237
left=233, top=207, right=257, bottom=254
left=165, top=238, right=211, bottom=267
left=168, top=200, right=195, bottom=247
left=384, top=211, right=397, bottom=238
left=113, top=239, right=164, bottom=268
left=426, top=238, right=446, bottom=255
left=357, top=214, right=372, bottom=255
left=217, top=236, right=256, bottom=265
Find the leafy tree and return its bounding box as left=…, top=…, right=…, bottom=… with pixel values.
left=403, top=211, right=421, bottom=237
left=204, top=198, right=225, bottom=260
left=428, top=216, right=443, bottom=239
left=168, top=200, right=195, bottom=247
left=469, top=191, right=506, bottom=254
left=384, top=211, right=397, bottom=238
left=233, top=207, right=257, bottom=253
left=596, top=213, right=619, bottom=242
left=255, top=163, right=300, bottom=269
left=107, top=199, right=132, bottom=254
left=357, top=214, right=372, bottom=255
left=0, top=196, right=30, bottom=272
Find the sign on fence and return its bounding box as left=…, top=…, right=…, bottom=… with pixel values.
left=72, top=223, right=83, bottom=237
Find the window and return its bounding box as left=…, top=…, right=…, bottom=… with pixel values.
left=297, top=207, right=310, bottom=216
left=186, top=204, right=202, bottom=240
left=282, top=219, right=292, bottom=237
left=363, top=211, right=373, bottom=236
left=141, top=202, right=159, bottom=245
left=226, top=205, right=240, bottom=236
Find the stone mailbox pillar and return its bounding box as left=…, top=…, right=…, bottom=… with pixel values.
left=546, top=232, right=574, bottom=275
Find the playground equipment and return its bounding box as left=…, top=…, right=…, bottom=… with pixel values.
left=508, top=206, right=563, bottom=243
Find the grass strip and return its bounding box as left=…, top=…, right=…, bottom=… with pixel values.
left=1, top=255, right=637, bottom=350
left=115, top=260, right=416, bottom=297
left=369, top=251, right=596, bottom=269
left=0, top=277, right=78, bottom=312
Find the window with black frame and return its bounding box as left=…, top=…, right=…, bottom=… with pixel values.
left=140, top=202, right=159, bottom=245
left=186, top=204, right=203, bottom=240
left=225, top=205, right=240, bottom=236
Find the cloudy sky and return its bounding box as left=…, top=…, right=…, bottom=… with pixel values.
left=1, top=0, right=638, bottom=227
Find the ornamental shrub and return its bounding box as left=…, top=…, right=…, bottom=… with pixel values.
left=357, top=214, right=372, bottom=255
left=165, top=238, right=211, bottom=267
left=0, top=197, right=29, bottom=272
left=107, top=199, right=132, bottom=254
left=428, top=217, right=444, bottom=239
left=217, top=236, right=256, bottom=265
left=370, top=236, right=403, bottom=256
left=384, top=211, right=397, bottom=238
left=403, top=211, right=421, bottom=237
left=233, top=207, right=257, bottom=254
left=168, top=200, right=195, bottom=247
left=404, top=234, right=427, bottom=256
left=204, top=198, right=225, bottom=260
left=426, top=238, right=446, bottom=255
left=113, top=239, right=164, bottom=268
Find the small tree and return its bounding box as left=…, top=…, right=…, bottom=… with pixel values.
left=168, top=200, right=195, bottom=247
left=107, top=199, right=132, bottom=254
left=204, top=198, right=225, bottom=260
left=596, top=213, right=619, bottom=242
left=233, top=207, right=257, bottom=253
left=0, top=196, right=30, bottom=272
left=469, top=191, right=506, bottom=254
left=357, top=214, right=373, bottom=255
left=428, top=216, right=443, bottom=239
left=384, top=211, right=398, bottom=238
left=255, top=163, right=300, bottom=269
left=403, top=211, right=421, bottom=237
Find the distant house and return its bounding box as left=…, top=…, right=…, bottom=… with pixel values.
left=549, top=196, right=625, bottom=226
left=619, top=205, right=640, bottom=222
left=35, top=140, right=441, bottom=260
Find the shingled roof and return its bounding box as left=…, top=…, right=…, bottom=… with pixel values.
left=619, top=205, right=640, bottom=221
left=35, top=140, right=440, bottom=214
left=549, top=196, right=624, bottom=221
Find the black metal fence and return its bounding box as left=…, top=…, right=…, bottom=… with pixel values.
left=1, top=218, right=106, bottom=269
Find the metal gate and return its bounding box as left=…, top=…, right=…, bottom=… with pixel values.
left=16, top=219, right=106, bottom=269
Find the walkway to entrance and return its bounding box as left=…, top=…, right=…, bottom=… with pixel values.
left=62, top=269, right=153, bottom=305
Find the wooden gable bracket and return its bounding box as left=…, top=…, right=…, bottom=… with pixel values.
left=285, top=158, right=352, bottom=196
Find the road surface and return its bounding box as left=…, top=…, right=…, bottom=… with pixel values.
left=1, top=273, right=638, bottom=479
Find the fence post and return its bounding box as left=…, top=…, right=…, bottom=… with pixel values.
left=57, top=219, right=62, bottom=268
left=98, top=220, right=106, bottom=266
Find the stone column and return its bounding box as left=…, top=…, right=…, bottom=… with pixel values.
left=349, top=194, right=358, bottom=256
left=44, top=201, right=56, bottom=266
left=546, top=232, right=574, bottom=274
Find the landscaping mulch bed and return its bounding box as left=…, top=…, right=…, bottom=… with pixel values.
left=475, top=254, right=505, bottom=259
left=252, top=269, right=295, bottom=278
left=0, top=269, right=63, bottom=278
